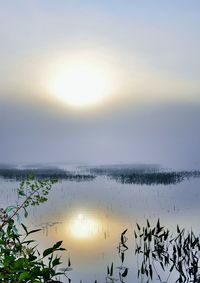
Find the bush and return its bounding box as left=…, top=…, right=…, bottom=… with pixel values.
left=0, top=177, right=71, bottom=283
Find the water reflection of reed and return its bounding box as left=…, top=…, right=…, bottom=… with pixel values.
left=37, top=221, right=62, bottom=237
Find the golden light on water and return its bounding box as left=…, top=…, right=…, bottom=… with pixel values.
left=49, top=62, right=113, bottom=108
left=69, top=213, right=99, bottom=239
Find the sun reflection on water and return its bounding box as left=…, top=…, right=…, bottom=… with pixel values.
left=69, top=213, right=99, bottom=239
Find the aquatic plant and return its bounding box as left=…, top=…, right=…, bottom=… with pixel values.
left=135, top=219, right=200, bottom=283
left=106, top=229, right=129, bottom=283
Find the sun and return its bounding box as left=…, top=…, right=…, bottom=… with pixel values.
left=50, top=62, right=111, bottom=107
left=69, top=213, right=99, bottom=239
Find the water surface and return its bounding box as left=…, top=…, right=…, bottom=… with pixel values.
left=1, top=174, right=200, bottom=282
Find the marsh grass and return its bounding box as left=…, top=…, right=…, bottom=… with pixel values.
left=106, top=229, right=129, bottom=283
left=135, top=219, right=200, bottom=283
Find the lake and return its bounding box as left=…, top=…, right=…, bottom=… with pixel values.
left=1, top=167, right=200, bottom=283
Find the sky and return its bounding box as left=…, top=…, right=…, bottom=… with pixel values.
left=0, top=1, right=200, bottom=169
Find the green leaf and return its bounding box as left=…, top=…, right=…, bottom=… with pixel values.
left=21, top=223, right=28, bottom=235
left=18, top=190, right=26, bottom=197
left=23, top=207, right=28, bottom=218
left=53, top=241, right=63, bottom=249
left=149, top=264, right=153, bottom=279
left=121, top=252, right=124, bottom=263
left=28, top=228, right=41, bottom=235
left=43, top=247, right=54, bottom=257
left=18, top=271, right=30, bottom=280
left=5, top=206, right=16, bottom=213
left=68, top=258, right=71, bottom=267
left=136, top=223, right=140, bottom=231
left=122, top=268, right=128, bottom=277
left=110, top=262, right=113, bottom=276
left=52, top=257, right=60, bottom=267
left=121, top=229, right=128, bottom=235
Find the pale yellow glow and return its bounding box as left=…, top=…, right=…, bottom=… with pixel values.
left=69, top=213, right=99, bottom=239
left=50, top=62, right=112, bottom=107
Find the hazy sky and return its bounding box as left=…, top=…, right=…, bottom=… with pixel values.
left=0, top=1, right=200, bottom=168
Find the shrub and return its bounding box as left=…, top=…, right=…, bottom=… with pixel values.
left=0, top=177, right=71, bottom=283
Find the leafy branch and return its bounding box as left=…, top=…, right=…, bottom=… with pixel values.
left=0, top=176, right=71, bottom=283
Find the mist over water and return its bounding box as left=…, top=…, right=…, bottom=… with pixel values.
left=1, top=100, right=200, bottom=170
